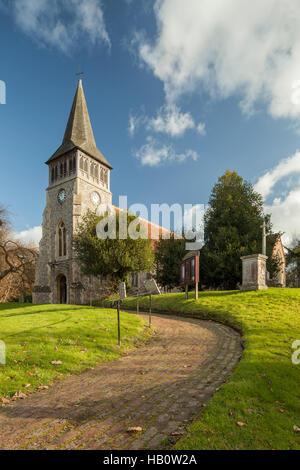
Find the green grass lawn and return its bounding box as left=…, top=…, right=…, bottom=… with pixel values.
left=121, top=289, right=300, bottom=450
left=0, top=303, right=147, bottom=401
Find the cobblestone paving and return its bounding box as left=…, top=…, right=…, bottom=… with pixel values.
left=0, top=313, right=242, bottom=450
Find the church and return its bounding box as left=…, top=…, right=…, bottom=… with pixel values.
left=33, top=79, right=115, bottom=305
left=33, top=79, right=169, bottom=305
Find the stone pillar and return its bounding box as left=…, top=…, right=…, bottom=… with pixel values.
left=240, top=254, right=268, bottom=291
left=262, top=220, right=267, bottom=256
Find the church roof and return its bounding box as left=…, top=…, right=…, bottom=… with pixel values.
left=113, top=206, right=173, bottom=250
left=46, top=80, right=112, bottom=169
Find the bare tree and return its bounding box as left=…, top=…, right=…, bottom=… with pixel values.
left=0, top=240, right=38, bottom=283
left=0, top=205, right=38, bottom=301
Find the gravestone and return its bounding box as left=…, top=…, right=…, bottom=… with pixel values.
left=143, top=278, right=161, bottom=295
left=119, top=282, right=127, bottom=300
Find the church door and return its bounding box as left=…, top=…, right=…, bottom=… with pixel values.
left=58, top=275, right=67, bottom=304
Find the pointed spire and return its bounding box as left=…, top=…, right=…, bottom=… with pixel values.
left=47, top=80, right=112, bottom=169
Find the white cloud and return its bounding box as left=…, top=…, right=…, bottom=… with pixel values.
left=197, top=122, right=206, bottom=136
left=254, top=151, right=300, bottom=199
left=147, top=105, right=196, bottom=137
left=129, top=105, right=206, bottom=139
left=136, top=137, right=198, bottom=166
left=137, top=0, right=300, bottom=120
left=128, top=113, right=144, bottom=136
left=264, top=189, right=300, bottom=247
left=254, top=152, right=300, bottom=246
left=13, top=226, right=42, bottom=247
left=4, top=0, right=110, bottom=53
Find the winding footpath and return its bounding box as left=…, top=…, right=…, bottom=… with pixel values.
left=0, top=313, right=242, bottom=450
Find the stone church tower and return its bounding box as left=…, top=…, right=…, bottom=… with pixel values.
left=33, top=80, right=113, bottom=305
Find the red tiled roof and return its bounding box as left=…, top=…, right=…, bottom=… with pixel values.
left=113, top=206, right=171, bottom=249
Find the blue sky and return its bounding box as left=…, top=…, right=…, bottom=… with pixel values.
left=1, top=0, right=300, bottom=246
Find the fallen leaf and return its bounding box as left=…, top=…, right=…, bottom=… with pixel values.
left=51, top=360, right=62, bottom=365
left=38, top=385, right=49, bottom=390
left=1, top=398, right=10, bottom=404
left=293, top=425, right=300, bottom=432
left=171, top=431, right=185, bottom=436
left=25, top=384, right=31, bottom=388
left=280, top=409, right=285, bottom=413
left=237, top=422, right=245, bottom=427
left=127, top=427, right=143, bottom=433
left=12, top=391, right=27, bottom=400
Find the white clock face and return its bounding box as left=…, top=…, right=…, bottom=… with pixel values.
left=58, top=189, right=66, bottom=204
left=91, top=191, right=100, bottom=206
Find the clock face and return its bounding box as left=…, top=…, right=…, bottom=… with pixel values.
left=91, top=191, right=100, bottom=206
left=58, top=189, right=66, bottom=204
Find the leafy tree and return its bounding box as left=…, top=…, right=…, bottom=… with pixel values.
left=154, top=234, right=186, bottom=290
left=285, top=241, right=300, bottom=286
left=73, top=210, right=154, bottom=285
left=201, top=171, right=270, bottom=289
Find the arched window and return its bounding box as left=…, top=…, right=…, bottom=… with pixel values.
left=51, top=168, right=54, bottom=183
left=80, top=156, right=84, bottom=170
left=55, top=166, right=58, bottom=180
left=90, top=162, right=94, bottom=177
left=69, top=159, right=73, bottom=174
left=63, top=161, right=67, bottom=176
left=73, top=156, right=76, bottom=171
left=58, top=222, right=67, bottom=257
left=100, top=167, right=104, bottom=183
left=60, top=163, right=63, bottom=178
left=84, top=159, right=88, bottom=172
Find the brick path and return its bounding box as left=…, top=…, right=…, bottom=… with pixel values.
left=0, top=313, right=242, bottom=450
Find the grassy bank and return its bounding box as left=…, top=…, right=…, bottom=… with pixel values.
left=120, top=289, right=300, bottom=450
left=0, top=303, right=147, bottom=400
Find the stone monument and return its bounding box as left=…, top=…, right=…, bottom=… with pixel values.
left=240, top=221, right=268, bottom=291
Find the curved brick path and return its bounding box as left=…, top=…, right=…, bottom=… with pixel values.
left=0, top=313, right=242, bottom=450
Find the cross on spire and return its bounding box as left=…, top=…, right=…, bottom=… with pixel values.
left=76, top=68, right=84, bottom=81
